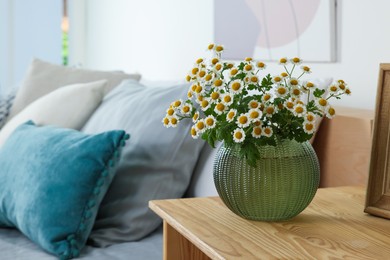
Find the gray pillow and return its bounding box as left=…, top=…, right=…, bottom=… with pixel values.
left=82, top=80, right=205, bottom=246
left=8, top=58, right=141, bottom=119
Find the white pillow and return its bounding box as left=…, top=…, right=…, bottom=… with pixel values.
left=0, top=80, right=107, bottom=147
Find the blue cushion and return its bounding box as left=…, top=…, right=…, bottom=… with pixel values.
left=0, top=121, right=129, bottom=259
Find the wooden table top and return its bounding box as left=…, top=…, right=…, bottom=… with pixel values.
left=149, top=186, right=390, bottom=259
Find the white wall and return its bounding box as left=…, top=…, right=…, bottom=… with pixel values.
left=69, top=0, right=390, bottom=110
left=0, top=0, right=62, bottom=94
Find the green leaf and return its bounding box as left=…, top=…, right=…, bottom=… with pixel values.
left=313, top=88, right=326, bottom=98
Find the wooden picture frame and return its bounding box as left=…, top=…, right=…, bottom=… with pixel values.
left=365, top=63, right=390, bottom=219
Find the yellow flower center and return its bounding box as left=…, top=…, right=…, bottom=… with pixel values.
left=196, top=121, right=205, bottom=130
left=305, top=123, right=314, bottom=131
left=251, top=76, right=258, bottom=83
left=257, top=62, right=265, bottom=68
left=318, top=98, right=327, bottom=107
left=277, top=87, right=287, bottom=95
left=330, top=85, right=338, bottom=92
left=198, top=70, right=206, bottom=78
left=338, top=79, right=345, bottom=84
left=207, top=44, right=214, bottom=50
left=230, top=68, right=238, bottom=76
left=215, top=64, right=222, bottom=71
left=196, top=58, right=203, bottom=64
left=306, top=82, right=314, bottom=88
left=193, top=113, right=199, bottom=121
left=264, top=128, right=272, bottom=135
left=254, top=121, right=261, bottom=126
left=278, top=103, right=284, bottom=110
left=266, top=106, right=274, bottom=114
left=214, top=79, right=223, bottom=87
left=186, top=75, right=191, bottom=82
left=281, top=72, right=288, bottom=77
left=292, top=57, right=301, bottom=63
left=167, top=108, right=174, bottom=116
left=211, top=58, right=219, bottom=65
left=174, top=100, right=181, bottom=107
left=232, top=82, right=241, bottom=91
left=227, top=111, right=235, bottom=119
left=290, top=79, right=298, bottom=85
left=197, top=95, right=204, bottom=102
left=182, top=106, right=190, bottom=113
left=187, top=91, right=192, bottom=98
left=274, top=76, right=282, bottom=82
left=292, top=88, right=300, bottom=95
left=279, top=58, right=287, bottom=63
left=253, top=127, right=262, bottom=135
left=295, top=106, right=304, bottom=114
left=286, top=101, right=294, bottom=109
left=303, top=66, right=310, bottom=72
left=215, top=45, right=224, bottom=52
left=191, top=68, right=199, bottom=75
left=328, top=107, right=336, bottom=116
left=191, top=84, right=197, bottom=92
left=206, top=118, right=214, bottom=126
left=171, top=117, right=178, bottom=125
left=250, top=101, right=258, bottom=108
left=211, top=92, right=220, bottom=100
left=191, top=127, right=197, bottom=136
left=195, top=85, right=203, bottom=93
left=201, top=100, right=209, bottom=108
left=250, top=111, right=259, bottom=119
left=345, top=89, right=351, bottom=95
left=339, top=84, right=346, bottom=90
left=216, top=103, right=225, bottom=111
left=224, top=95, right=232, bottom=103
left=306, top=114, right=314, bottom=121
left=234, top=131, right=243, bottom=139
left=244, top=64, right=253, bottom=71
left=205, top=74, right=212, bottom=81
left=163, top=117, right=169, bottom=125
left=245, top=57, right=252, bottom=61
left=263, top=94, right=271, bottom=101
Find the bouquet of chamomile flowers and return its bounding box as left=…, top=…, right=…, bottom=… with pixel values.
left=162, top=44, right=351, bottom=165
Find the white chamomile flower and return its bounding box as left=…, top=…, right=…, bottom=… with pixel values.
left=195, top=119, right=206, bottom=134
left=236, top=113, right=250, bottom=128
left=328, top=84, right=339, bottom=94
left=275, top=85, right=288, bottom=98
left=192, top=111, right=200, bottom=123
left=200, top=98, right=211, bottom=111
left=214, top=62, right=223, bottom=72
left=264, top=105, right=276, bottom=117
left=168, top=115, right=179, bottom=128
left=263, top=126, right=273, bottom=137
left=249, top=75, right=259, bottom=84
left=197, top=69, right=206, bottom=80
left=181, top=103, right=192, bottom=116
left=162, top=117, right=170, bottom=128
left=243, top=63, right=254, bottom=73
left=205, top=115, right=217, bottom=129
left=248, top=100, right=260, bottom=109
left=256, top=61, right=266, bottom=70
left=262, top=93, right=272, bottom=103
left=301, top=65, right=311, bottom=74
left=171, top=99, right=182, bottom=108
left=272, top=75, right=283, bottom=84
left=304, top=81, right=316, bottom=89
left=213, top=79, right=224, bottom=88
left=293, top=103, right=306, bottom=117
left=215, top=45, right=224, bottom=53
left=229, top=67, right=239, bottom=77
left=303, top=122, right=315, bottom=134
left=229, top=80, right=244, bottom=94
left=316, top=97, right=329, bottom=111
left=221, top=93, right=233, bottom=106
left=204, top=73, right=214, bottom=83
left=284, top=99, right=295, bottom=111
left=304, top=112, right=316, bottom=123
left=226, top=109, right=237, bottom=122
left=290, top=86, right=302, bottom=98
left=210, top=91, right=221, bottom=103
left=190, top=126, right=198, bottom=139
left=288, top=77, right=299, bottom=87
left=233, top=128, right=246, bottom=143
left=325, top=106, right=336, bottom=119
left=214, top=102, right=226, bottom=115
left=279, top=57, right=288, bottom=65
left=252, top=126, right=262, bottom=138
left=290, top=57, right=302, bottom=65
left=248, top=108, right=262, bottom=122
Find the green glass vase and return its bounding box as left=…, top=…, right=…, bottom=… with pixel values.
left=213, top=140, right=320, bottom=221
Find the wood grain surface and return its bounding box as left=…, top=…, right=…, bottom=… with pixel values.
left=150, top=186, right=390, bottom=259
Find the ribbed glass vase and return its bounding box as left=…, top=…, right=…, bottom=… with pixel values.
left=213, top=139, right=320, bottom=221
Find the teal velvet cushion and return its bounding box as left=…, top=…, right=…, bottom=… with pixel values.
left=0, top=121, right=129, bottom=259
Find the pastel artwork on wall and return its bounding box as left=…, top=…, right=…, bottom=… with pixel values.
left=214, top=0, right=336, bottom=62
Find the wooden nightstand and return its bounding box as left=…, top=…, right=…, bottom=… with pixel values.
left=149, top=186, right=390, bottom=259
